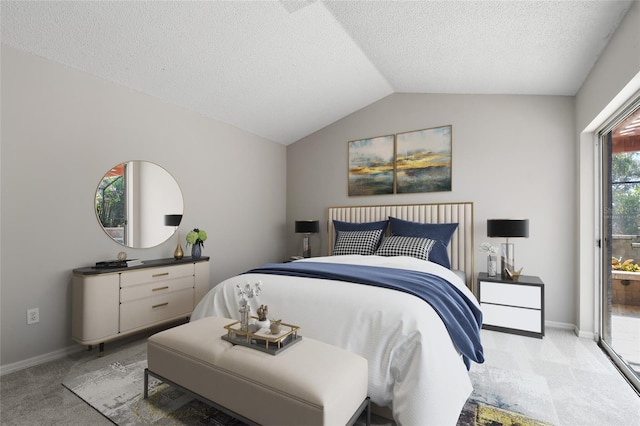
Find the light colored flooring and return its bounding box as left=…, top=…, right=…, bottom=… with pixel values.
left=471, top=327, right=639, bottom=426
left=611, top=304, right=640, bottom=375
left=1, top=326, right=639, bottom=426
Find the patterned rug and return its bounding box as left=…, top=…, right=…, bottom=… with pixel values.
left=62, top=356, right=553, bottom=426
left=458, top=399, right=553, bottom=426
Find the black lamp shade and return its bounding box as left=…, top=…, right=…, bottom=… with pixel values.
left=295, top=220, right=320, bottom=234
left=164, top=214, right=183, bottom=227
left=487, top=219, right=529, bottom=238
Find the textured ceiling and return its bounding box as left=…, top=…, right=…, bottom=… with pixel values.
left=1, top=1, right=634, bottom=145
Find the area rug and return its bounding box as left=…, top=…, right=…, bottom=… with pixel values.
left=62, top=355, right=553, bottom=426
left=458, top=399, right=553, bottom=426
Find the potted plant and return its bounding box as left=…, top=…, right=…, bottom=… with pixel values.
left=186, top=228, right=207, bottom=259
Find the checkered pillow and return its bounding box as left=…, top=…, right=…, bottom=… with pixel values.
left=375, top=235, right=436, bottom=261
left=332, top=229, right=384, bottom=256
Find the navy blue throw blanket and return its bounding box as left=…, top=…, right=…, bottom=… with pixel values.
left=243, top=262, right=484, bottom=369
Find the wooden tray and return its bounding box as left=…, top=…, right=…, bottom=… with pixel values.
left=222, top=318, right=302, bottom=355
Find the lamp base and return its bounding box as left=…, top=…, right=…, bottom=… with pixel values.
left=173, top=229, right=184, bottom=260
left=302, top=236, right=311, bottom=258
left=174, top=242, right=184, bottom=260
left=500, top=242, right=514, bottom=279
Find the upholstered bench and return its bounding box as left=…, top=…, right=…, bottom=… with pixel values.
left=145, top=316, right=370, bottom=426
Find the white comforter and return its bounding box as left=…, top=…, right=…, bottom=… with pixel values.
left=191, top=255, right=481, bottom=426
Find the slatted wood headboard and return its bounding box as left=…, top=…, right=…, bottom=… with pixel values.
left=327, top=202, right=474, bottom=289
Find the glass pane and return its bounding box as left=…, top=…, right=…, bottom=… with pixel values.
left=96, top=163, right=127, bottom=245
left=602, top=105, right=640, bottom=389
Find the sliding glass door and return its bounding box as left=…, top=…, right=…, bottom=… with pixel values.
left=600, top=101, right=640, bottom=392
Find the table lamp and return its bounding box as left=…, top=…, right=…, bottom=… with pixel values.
left=295, top=220, right=320, bottom=258
left=487, top=219, right=529, bottom=279
left=164, top=214, right=183, bottom=260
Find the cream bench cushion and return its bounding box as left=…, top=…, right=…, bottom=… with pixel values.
left=146, top=316, right=369, bottom=426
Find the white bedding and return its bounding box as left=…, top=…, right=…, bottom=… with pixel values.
left=191, top=255, right=482, bottom=425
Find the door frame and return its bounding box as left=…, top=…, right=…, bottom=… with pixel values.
left=596, top=96, right=640, bottom=392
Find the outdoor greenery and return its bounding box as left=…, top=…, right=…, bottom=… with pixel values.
left=612, top=152, right=640, bottom=235
left=95, top=175, right=125, bottom=228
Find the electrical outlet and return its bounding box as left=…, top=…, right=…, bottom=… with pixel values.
left=27, top=308, right=39, bottom=325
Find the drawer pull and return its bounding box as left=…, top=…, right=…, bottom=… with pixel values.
left=152, top=272, right=169, bottom=278
left=152, top=302, right=169, bottom=309
left=152, top=286, right=169, bottom=292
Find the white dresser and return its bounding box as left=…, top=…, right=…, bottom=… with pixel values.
left=477, top=272, right=545, bottom=338
left=72, top=257, right=210, bottom=354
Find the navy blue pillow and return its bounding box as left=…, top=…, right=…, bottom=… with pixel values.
left=388, top=217, right=458, bottom=269
left=333, top=219, right=388, bottom=247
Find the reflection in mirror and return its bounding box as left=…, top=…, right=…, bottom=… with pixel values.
left=95, top=161, right=184, bottom=248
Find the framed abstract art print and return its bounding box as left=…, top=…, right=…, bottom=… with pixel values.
left=348, top=135, right=395, bottom=196
left=395, top=125, right=452, bottom=194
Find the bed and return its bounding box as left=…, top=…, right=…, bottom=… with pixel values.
left=191, top=202, right=483, bottom=425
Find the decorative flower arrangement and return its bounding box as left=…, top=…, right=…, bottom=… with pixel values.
left=481, top=242, right=499, bottom=277
left=236, top=281, right=262, bottom=304
left=236, top=281, right=262, bottom=331
left=479, top=242, right=499, bottom=255
left=612, top=257, right=640, bottom=272
left=186, top=228, right=207, bottom=248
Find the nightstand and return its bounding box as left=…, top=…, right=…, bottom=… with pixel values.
left=477, top=272, right=545, bottom=338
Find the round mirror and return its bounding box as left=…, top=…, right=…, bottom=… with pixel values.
left=95, top=161, right=184, bottom=248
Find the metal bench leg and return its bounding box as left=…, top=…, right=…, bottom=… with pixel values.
left=144, top=368, right=149, bottom=399
left=347, top=396, right=370, bottom=426
left=365, top=397, right=371, bottom=426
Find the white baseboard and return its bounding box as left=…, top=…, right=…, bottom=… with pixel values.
left=574, top=326, right=596, bottom=340
left=545, top=320, right=597, bottom=340
left=0, top=344, right=83, bottom=376
left=546, top=320, right=574, bottom=330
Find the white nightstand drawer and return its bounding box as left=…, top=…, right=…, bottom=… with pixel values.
left=480, top=281, right=541, bottom=309
left=481, top=303, right=542, bottom=333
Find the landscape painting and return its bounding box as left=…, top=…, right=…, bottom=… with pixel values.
left=348, top=135, right=395, bottom=196
left=395, top=125, right=452, bottom=193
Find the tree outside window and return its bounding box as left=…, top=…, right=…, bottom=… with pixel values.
left=612, top=151, right=640, bottom=236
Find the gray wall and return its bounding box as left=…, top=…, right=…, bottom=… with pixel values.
left=285, top=0, right=640, bottom=337
left=287, top=93, right=576, bottom=326
left=575, top=1, right=640, bottom=336
left=0, top=46, right=287, bottom=370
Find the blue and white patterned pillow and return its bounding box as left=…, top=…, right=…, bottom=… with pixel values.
left=375, top=235, right=436, bottom=261
left=332, top=229, right=384, bottom=256
left=333, top=219, right=388, bottom=246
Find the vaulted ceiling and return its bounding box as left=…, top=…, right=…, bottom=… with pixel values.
left=1, top=1, right=634, bottom=145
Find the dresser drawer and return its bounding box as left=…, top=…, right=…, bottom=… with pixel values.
left=479, top=281, right=541, bottom=309
left=120, top=264, right=194, bottom=287
left=120, top=288, right=194, bottom=332
left=120, top=276, right=194, bottom=302
left=481, top=303, right=542, bottom=333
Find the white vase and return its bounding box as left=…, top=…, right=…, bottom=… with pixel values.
left=255, top=319, right=270, bottom=330
left=487, top=255, right=498, bottom=277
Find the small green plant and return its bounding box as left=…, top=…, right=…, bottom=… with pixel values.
left=186, top=228, right=207, bottom=248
